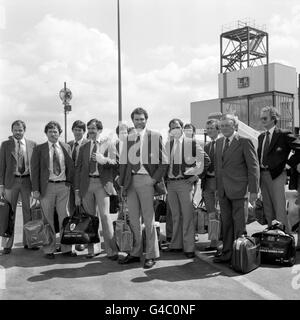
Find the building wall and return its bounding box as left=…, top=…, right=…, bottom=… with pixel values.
left=190, top=99, right=221, bottom=129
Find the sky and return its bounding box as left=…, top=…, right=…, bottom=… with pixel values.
left=1, top=0, right=300, bottom=143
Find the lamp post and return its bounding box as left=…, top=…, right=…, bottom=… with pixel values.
left=59, top=82, right=72, bottom=142
left=117, top=0, right=122, bottom=122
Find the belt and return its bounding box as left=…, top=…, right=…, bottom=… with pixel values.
left=260, top=167, right=269, bottom=171
left=48, top=180, right=66, bottom=183
left=168, top=177, right=185, bottom=181
left=89, top=175, right=100, bottom=178
left=15, top=174, right=30, bottom=178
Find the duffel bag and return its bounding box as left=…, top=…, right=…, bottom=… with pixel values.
left=61, top=205, right=100, bottom=245
left=252, top=222, right=296, bottom=266
left=0, top=196, right=14, bottom=237
left=232, top=235, right=261, bottom=274
left=24, top=219, right=45, bottom=248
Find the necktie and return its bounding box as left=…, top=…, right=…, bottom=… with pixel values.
left=172, top=139, right=181, bottom=177
left=72, top=142, right=79, bottom=163
left=17, top=140, right=25, bottom=175
left=89, top=141, right=98, bottom=174
left=222, top=138, right=230, bottom=160
left=132, top=134, right=141, bottom=173
left=208, top=140, right=215, bottom=173
left=52, top=144, right=61, bottom=176
left=262, top=131, right=270, bottom=167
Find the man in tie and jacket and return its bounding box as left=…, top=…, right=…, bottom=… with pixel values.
left=0, top=120, right=37, bottom=254
left=165, top=119, right=210, bottom=258
left=74, top=119, right=119, bottom=259
left=214, top=114, right=259, bottom=263
left=258, top=106, right=300, bottom=232
left=119, top=107, right=168, bottom=269
left=31, top=121, right=76, bottom=259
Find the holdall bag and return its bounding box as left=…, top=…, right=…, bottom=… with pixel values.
left=252, top=222, right=296, bottom=266
left=24, top=219, right=45, bottom=248
left=61, top=205, right=100, bottom=245
left=193, top=198, right=208, bottom=234
left=231, top=235, right=261, bottom=274
left=0, top=196, right=14, bottom=237
left=114, top=200, right=133, bottom=252
left=30, top=199, right=44, bottom=221
left=208, top=212, right=221, bottom=241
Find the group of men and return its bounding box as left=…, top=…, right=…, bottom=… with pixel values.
left=0, top=105, right=299, bottom=269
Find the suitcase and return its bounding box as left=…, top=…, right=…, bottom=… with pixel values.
left=252, top=224, right=296, bottom=266
left=0, top=197, right=14, bottom=237
left=24, top=219, right=45, bottom=248
left=231, top=235, right=261, bottom=274
left=61, top=205, right=100, bottom=244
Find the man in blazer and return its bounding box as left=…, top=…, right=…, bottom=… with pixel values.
left=258, top=106, right=300, bottom=232
left=165, top=119, right=210, bottom=258
left=74, top=119, right=118, bottom=259
left=119, top=107, right=168, bottom=269
left=31, top=121, right=76, bottom=259
left=214, top=114, right=259, bottom=263
left=0, top=120, right=37, bottom=254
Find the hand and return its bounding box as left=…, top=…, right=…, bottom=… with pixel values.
left=249, top=193, right=257, bottom=206
left=185, top=175, right=199, bottom=184
left=93, top=152, right=107, bottom=165
left=297, top=163, right=300, bottom=173
left=75, top=192, right=81, bottom=206
left=150, top=178, right=156, bottom=185
left=32, top=191, right=40, bottom=200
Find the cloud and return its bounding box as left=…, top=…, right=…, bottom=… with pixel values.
left=0, top=14, right=218, bottom=143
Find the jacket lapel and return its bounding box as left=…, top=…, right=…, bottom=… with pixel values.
left=267, top=127, right=280, bottom=154
left=223, top=134, right=240, bottom=164
left=42, top=142, right=50, bottom=167
left=9, top=139, right=17, bottom=162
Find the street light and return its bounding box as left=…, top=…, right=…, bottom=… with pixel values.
left=59, top=82, right=72, bottom=142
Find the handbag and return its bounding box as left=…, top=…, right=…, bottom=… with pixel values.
left=193, top=198, right=208, bottom=234
left=114, top=200, right=133, bottom=252
left=208, top=212, right=221, bottom=241
left=61, top=205, right=100, bottom=244
left=0, top=196, right=14, bottom=237
left=30, top=199, right=44, bottom=221
left=24, top=219, right=45, bottom=248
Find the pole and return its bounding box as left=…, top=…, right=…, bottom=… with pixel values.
left=117, top=0, right=122, bottom=122
left=64, top=81, right=67, bottom=143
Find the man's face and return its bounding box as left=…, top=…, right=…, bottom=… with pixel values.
left=12, top=124, right=25, bottom=140
left=183, top=128, right=193, bottom=138
left=72, top=127, right=85, bottom=141
left=206, top=123, right=219, bottom=140
left=132, top=113, right=147, bottom=131
left=46, top=127, right=60, bottom=143
left=169, top=121, right=183, bottom=139
left=87, top=122, right=101, bottom=140
left=260, top=111, right=274, bottom=130
left=220, top=118, right=235, bottom=137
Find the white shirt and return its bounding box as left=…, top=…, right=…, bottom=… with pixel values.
left=48, top=141, right=66, bottom=181
left=135, top=128, right=149, bottom=175
left=168, top=134, right=184, bottom=178
left=14, top=137, right=29, bottom=175
left=260, top=126, right=276, bottom=167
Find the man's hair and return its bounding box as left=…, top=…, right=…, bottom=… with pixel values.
left=168, top=118, right=184, bottom=129
left=72, top=120, right=86, bottom=132
left=116, top=123, right=129, bottom=136
left=87, top=119, right=103, bottom=130
left=206, top=119, right=220, bottom=130
left=261, top=106, right=280, bottom=125
left=11, top=120, right=26, bottom=131
left=221, top=113, right=239, bottom=130
left=44, top=121, right=62, bottom=134
left=130, top=107, right=148, bottom=120
left=183, top=123, right=196, bottom=133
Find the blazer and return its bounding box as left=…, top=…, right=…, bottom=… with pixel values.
left=215, top=134, right=260, bottom=200
left=74, top=139, right=117, bottom=197
left=165, top=136, right=211, bottom=181
left=201, top=140, right=216, bottom=189
left=120, top=129, right=168, bottom=190
left=257, top=127, right=300, bottom=180
left=0, top=138, right=36, bottom=189
left=31, top=141, right=74, bottom=197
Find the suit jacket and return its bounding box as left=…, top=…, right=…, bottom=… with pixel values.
left=287, top=144, right=300, bottom=190
left=0, top=138, right=36, bottom=189
left=165, top=136, right=210, bottom=181
left=31, top=141, right=74, bottom=197
left=120, top=129, right=168, bottom=190
left=257, top=127, right=300, bottom=180
left=201, top=140, right=216, bottom=189
left=74, top=139, right=117, bottom=197
left=215, top=134, right=259, bottom=199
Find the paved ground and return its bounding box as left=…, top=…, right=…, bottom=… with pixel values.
left=0, top=206, right=300, bottom=300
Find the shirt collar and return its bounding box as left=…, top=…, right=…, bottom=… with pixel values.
left=226, top=131, right=236, bottom=144
left=13, top=137, right=25, bottom=145
left=136, top=127, right=146, bottom=138
left=48, top=141, right=60, bottom=148
left=266, top=126, right=276, bottom=136
left=75, top=137, right=84, bottom=146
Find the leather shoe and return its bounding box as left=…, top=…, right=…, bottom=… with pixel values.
left=118, top=255, right=140, bottom=264
left=184, top=252, right=195, bottom=259
left=107, top=254, right=119, bottom=261
left=3, top=248, right=11, bottom=254
left=143, top=259, right=156, bottom=269
left=204, top=246, right=217, bottom=251
left=213, top=256, right=230, bottom=263
left=45, top=253, right=55, bottom=259
left=62, top=251, right=77, bottom=257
